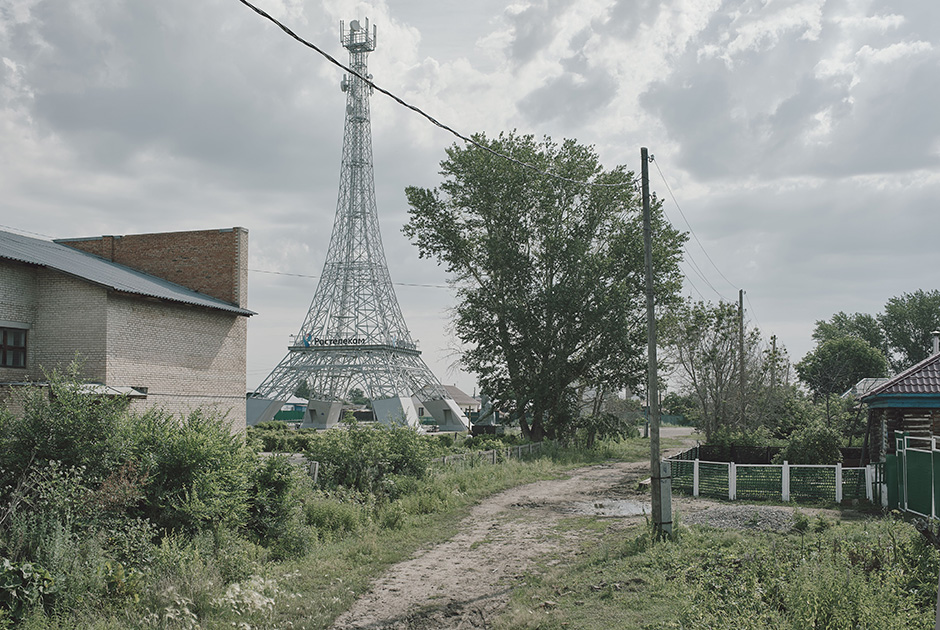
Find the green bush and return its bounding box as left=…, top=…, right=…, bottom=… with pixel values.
left=774, top=422, right=843, bottom=465
left=305, top=423, right=432, bottom=494
left=247, top=455, right=315, bottom=560
left=129, top=408, right=254, bottom=535
left=708, top=425, right=777, bottom=447
left=303, top=493, right=368, bottom=540
left=0, top=557, right=55, bottom=622
left=0, top=363, right=132, bottom=494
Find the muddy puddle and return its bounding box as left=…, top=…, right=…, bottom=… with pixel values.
left=566, top=499, right=649, bottom=517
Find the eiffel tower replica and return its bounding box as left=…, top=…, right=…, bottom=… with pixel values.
left=248, top=18, right=469, bottom=431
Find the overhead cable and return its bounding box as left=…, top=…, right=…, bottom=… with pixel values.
left=235, top=0, right=636, bottom=189
left=651, top=157, right=738, bottom=293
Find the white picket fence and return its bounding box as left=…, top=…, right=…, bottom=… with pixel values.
left=673, top=456, right=877, bottom=503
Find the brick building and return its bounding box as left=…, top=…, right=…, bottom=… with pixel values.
left=0, top=228, right=253, bottom=432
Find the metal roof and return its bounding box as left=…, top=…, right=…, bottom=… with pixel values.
left=861, top=353, right=940, bottom=399
left=0, top=230, right=254, bottom=316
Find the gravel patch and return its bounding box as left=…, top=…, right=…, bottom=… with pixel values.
left=679, top=504, right=799, bottom=532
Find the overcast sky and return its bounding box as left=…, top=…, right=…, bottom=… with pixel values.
left=2, top=0, right=938, bottom=395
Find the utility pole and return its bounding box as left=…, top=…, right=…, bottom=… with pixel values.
left=642, top=147, right=671, bottom=538
left=770, top=335, right=777, bottom=394
left=738, top=288, right=746, bottom=429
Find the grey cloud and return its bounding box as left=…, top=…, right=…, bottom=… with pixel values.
left=640, top=0, right=940, bottom=180
left=506, top=0, right=573, bottom=65
left=598, top=0, right=661, bottom=40
left=5, top=0, right=342, bottom=192
left=518, top=58, right=619, bottom=126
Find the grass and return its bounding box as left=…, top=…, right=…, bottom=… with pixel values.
left=492, top=513, right=939, bottom=630
left=13, top=442, right=617, bottom=629
left=249, top=436, right=689, bottom=630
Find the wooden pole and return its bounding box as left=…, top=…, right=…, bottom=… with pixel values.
left=641, top=147, right=669, bottom=537
left=739, top=289, right=746, bottom=429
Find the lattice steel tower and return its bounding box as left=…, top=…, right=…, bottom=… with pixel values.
left=248, top=19, right=468, bottom=430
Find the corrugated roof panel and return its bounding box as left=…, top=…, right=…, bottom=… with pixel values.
left=862, top=353, right=940, bottom=399
left=0, top=230, right=254, bottom=316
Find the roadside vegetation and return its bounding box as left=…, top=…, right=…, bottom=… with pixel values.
left=3, top=368, right=938, bottom=628
left=496, top=514, right=938, bottom=630
left=0, top=367, right=644, bottom=629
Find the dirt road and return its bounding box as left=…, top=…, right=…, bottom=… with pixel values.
left=330, top=430, right=701, bottom=630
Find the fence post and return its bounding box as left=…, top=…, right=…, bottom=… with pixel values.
left=729, top=462, right=736, bottom=501
left=865, top=464, right=874, bottom=502
left=835, top=462, right=843, bottom=503
left=693, top=459, right=700, bottom=497
left=660, top=460, right=673, bottom=535
left=782, top=460, right=790, bottom=502
left=933, top=436, right=938, bottom=520
left=309, top=461, right=319, bottom=484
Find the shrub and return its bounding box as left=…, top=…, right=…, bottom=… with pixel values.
left=303, top=494, right=368, bottom=540
left=129, top=409, right=254, bottom=535
left=774, top=422, right=843, bottom=465
left=0, top=557, right=55, bottom=622
left=305, top=423, right=432, bottom=494
left=0, top=363, right=132, bottom=496
left=247, top=455, right=316, bottom=560
left=708, top=425, right=777, bottom=447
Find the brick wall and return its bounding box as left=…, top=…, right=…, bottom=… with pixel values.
left=0, top=230, right=250, bottom=433
left=0, top=260, right=38, bottom=384
left=0, top=265, right=109, bottom=383
left=106, top=293, right=247, bottom=430
left=0, top=260, right=38, bottom=326
left=33, top=269, right=109, bottom=381
left=58, top=227, right=248, bottom=308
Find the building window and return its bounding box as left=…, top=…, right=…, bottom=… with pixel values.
left=1, top=327, right=27, bottom=368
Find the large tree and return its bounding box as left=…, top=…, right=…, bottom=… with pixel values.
left=795, top=336, right=888, bottom=423
left=403, top=132, right=686, bottom=441
left=660, top=299, right=766, bottom=441
left=812, top=311, right=886, bottom=354
left=880, top=289, right=940, bottom=371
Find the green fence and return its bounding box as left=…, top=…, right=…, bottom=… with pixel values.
left=735, top=465, right=783, bottom=501
left=669, top=447, right=874, bottom=504
left=889, top=433, right=939, bottom=518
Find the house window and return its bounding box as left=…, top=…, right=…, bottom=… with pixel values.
left=1, top=327, right=27, bottom=368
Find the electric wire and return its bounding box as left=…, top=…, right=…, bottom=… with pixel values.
left=248, top=267, right=450, bottom=289
left=235, top=0, right=637, bottom=189
left=651, top=156, right=739, bottom=295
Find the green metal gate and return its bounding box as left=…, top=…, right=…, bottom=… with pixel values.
left=892, top=432, right=937, bottom=518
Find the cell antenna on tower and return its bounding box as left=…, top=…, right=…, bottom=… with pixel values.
left=248, top=19, right=468, bottom=431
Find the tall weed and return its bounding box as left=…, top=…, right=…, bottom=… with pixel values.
left=129, top=409, right=253, bottom=535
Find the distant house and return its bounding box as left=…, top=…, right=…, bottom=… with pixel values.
left=442, top=385, right=481, bottom=416
left=0, top=228, right=254, bottom=432
left=860, top=339, right=940, bottom=513
left=412, top=385, right=479, bottom=429
left=860, top=347, right=940, bottom=461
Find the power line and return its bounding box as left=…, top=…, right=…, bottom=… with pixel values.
left=651, top=157, right=738, bottom=295
left=247, top=267, right=451, bottom=289
left=235, top=0, right=637, bottom=189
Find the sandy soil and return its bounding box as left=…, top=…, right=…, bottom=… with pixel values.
left=330, top=428, right=818, bottom=630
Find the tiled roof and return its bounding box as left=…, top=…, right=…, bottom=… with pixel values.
left=861, top=353, right=940, bottom=399
left=0, top=230, right=254, bottom=316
